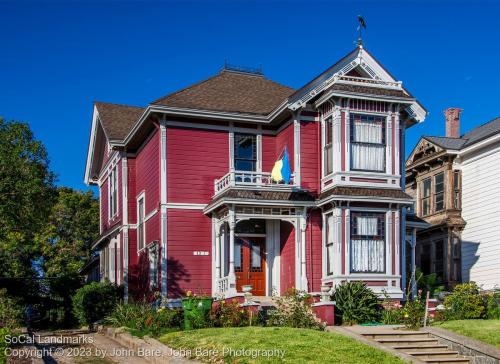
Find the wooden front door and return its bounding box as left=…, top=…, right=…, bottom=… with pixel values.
left=235, top=237, right=266, bottom=296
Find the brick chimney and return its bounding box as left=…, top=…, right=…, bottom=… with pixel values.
left=444, top=108, right=463, bottom=138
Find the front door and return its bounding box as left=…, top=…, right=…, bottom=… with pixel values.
left=235, top=237, right=266, bottom=296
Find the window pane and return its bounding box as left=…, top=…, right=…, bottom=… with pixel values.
left=422, top=198, right=430, bottom=215
left=235, top=160, right=255, bottom=171
left=352, top=117, right=383, bottom=143
left=234, top=241, right=242, bottom=272
left=234, top=133, right=256, bottom=172
left=326, top=118, right=333, bottom=144
left=351, top=144, right=385, bottom=171
left=423, top=178, right=431, bottom=197
left=325, top=144, right=333, bottom=175
left=327, top=214, right=334, bottom=243
left=435, top=173, right=444, bottom=193
left=351, top=239, right=385, bottom=273
left=251, top=244, right=261, bottom=270
left=327, top=244, right=334, bottom=275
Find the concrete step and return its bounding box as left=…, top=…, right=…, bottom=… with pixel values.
left=392, top=344, right=449, bottom=352
left=363, top=331, right=430, bottom=340
left=376, top=337, right=440, bottom=346
left=405, top=351, right=460, bottom=359
left=420, top=358, right=470, bottom=364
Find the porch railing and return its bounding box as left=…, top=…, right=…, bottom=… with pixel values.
left=214, top=170, right=296, bottom=195
left=218, top=276, right=229, bottom=294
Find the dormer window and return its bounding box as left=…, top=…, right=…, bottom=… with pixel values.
left=350, top=114, right=385, bottom=172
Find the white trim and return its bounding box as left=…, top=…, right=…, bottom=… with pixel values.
left=165, top=203, right=206, bottom=210
left=160, top=120, right=168, bottom=297
left=144, top=208, right=158, bottom=222
left=108, top=163, right=119, bottom=220
left=84, top=105, right=100, bottom=185
left=164, top=120, right=275, bottom=135
left=293, top=112, right=301, bottom=186
left=121, top=154, right=129, bottom=301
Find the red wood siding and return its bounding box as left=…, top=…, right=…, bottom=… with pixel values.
left=167, top=209, right=212, bottom=297
left=300, top=121, right=320, bottom=193
left=306, top=209, right=322, bottom=292
left=262, top=134, right=276, bottom=173
left=280, top=221, right=295, bottom=294
left=167, top=127, right=229, bottom=203
left=276, top=122, right=294, bottom=170
left=135, top=130, right=160, bottom=215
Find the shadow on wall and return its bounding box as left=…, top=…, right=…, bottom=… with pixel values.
left=461, top=240, right=480, bottom=283
left=167, top=258, right=190, bottom=298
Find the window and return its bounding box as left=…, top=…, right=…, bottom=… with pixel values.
left=149, top=242, right=158, bottom=289
left=326, top=214, right=334, bottom=275
left=421, top=178, right=431, bottom=216
left=137, top=195, right=145, bottom=251
left=350, top=114, right=385, bottom=172
left=453, top=171, right=461, bottom=209
left=324, top=117, right=333, bottom=175
left=234, top=133, right=256, bottom=171
left=109, top=166, right=118, bottom=218
left=350, top=212, right=385, bottom=273
left=434, top=172, right=445, bottom=212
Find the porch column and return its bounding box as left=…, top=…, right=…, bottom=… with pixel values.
left=228, top=208, right=237, bottom=294
left=300, top=210, right=308, bottom=291
left=215, top=229, right=221, bottom=282
left=411, top=228, right=417, bottom=299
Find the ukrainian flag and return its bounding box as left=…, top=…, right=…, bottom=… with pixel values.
left=271, top=146, right=292, bottom=184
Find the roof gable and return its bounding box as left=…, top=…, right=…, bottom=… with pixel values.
left=423, top=136, right=467, bottom=150
left=151, top=70, right=295, bottom=116
left=288, top=46, right=427, bottom=123
left=94, top=102, right=145, bottom=141
left=406, top=137, right=446, bottom=167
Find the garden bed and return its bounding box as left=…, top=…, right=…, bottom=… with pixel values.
left=159, top=327, right=405, bottom=363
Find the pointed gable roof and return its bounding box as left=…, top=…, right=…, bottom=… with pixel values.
left=151, top=70, right=295, bottom=116
left=94, top=102, right=145, bottom=141
left=423, top=136, right=467, bottom=150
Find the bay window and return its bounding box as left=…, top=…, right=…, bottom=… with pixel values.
left=324, top=117, right=333, bottom=175
left=350, top=114, right=385, bottom=172
left=421, top=178, right=431, bottom=216
left=326, top=213, right=334, bottom=275
left=350, top=212, right=385, bottom=273
left=434, top=172, right=444, bottom=212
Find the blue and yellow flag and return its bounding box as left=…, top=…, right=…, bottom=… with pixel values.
left=271, top=146, right=292, bottom=184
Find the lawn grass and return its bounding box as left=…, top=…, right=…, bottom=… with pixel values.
left=160, top=327, right=405, bottom=363
left=434, top=319, right=500, bottom=348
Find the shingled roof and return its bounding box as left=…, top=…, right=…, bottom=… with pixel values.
left=329, top=83, right=413, bottom=99
left=423, top=117, right=500, bottom=151
left=95, top=102, right=144, bottom=141
left=152, top=70, right=295, bottom=115
left=318, top=186, right=412, bottom=201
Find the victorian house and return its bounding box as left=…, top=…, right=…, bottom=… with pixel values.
left=84, top=45, right=427, bottom=303
left=406, top=109, right=500, bottom=290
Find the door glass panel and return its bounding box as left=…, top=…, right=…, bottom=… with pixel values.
left=250, top=243, right=262, bottom=272
left=235, top=240, right=242, bottom=272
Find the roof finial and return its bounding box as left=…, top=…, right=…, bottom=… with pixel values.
left=356, top=15, right=367, bottom=47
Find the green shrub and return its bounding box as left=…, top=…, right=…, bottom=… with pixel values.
left=72, top=282, right=121, bottom=329
left=402, top=298, right=426, bottom=329
left=0, top=289, right=23, bottom=329
left=443, top=282, right=486, bottom=320
left=485, top=291, right=500, bottom=319
left=0, top=327, right=9, bottom=364
left=381, top=305, right=404, bottom=325
left=332, top=282, right=380, bottom=325
left=267, top=288, right=324, bottom=330
left=106, top=303, right=182, bottom=337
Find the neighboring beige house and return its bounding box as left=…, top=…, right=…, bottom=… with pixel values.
left=406, top=108, right=500, bottom=290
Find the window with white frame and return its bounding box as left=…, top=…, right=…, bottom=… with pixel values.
left=324, top=117, right=334, bottom=175
left=325, top=213, right=334, bottom=275
left=137, top=195, right=145, bottom=252
left=109, top=166, right=118, bottom=218
left=350, top=114, right=386, bottom=172
left=234, top=133, right=257, bottom=171
left=149, top=242, right=158, bottom=289
left=350, top=212, right=385, bottom=273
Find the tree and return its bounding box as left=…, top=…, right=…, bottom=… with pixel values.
left=36, top=187, right=99, bottom=326
left=0, top=118, right=55, bottom=279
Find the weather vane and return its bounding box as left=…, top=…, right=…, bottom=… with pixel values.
left=357, top=15, right=367, bottom=47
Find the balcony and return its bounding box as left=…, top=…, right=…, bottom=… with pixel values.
left=214, top=170, right=296, bottom=195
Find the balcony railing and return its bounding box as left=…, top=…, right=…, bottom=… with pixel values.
left=214, top=170, right=296, bottom=195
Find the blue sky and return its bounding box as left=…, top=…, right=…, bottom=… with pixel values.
left=1, top=0, right=498, bottom=191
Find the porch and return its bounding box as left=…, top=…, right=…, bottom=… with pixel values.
left=212, top=205, right=308, bottom=297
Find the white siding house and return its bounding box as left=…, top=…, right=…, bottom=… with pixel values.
left=459, top=134, right=500, bottom=290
